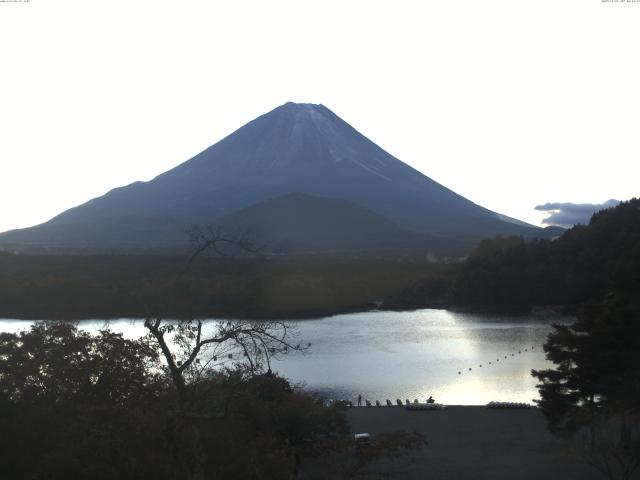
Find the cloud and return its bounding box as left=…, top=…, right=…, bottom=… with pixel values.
left=534, top=199, right=620, bottom=228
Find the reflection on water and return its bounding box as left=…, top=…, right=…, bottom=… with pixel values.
left=0, top=309, right=570, bottom=405
left=269, top=309, right=567, bottom=405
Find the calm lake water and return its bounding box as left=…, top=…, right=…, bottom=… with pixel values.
left=0, top=309, right=568, bottom=405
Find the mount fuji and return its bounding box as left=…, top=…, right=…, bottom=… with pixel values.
left=0, top=102, right=548, bottom=254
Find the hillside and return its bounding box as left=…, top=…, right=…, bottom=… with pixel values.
left=452, top=198, right=640, bottom=310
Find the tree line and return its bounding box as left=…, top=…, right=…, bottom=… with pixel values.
left=0, top=253, right=456, bottom=320
left=452, top=199, right=640, bottom=312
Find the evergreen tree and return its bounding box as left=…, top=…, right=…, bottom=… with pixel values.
left=532, top=294, right=640, bottom=436
left=532, top=292, right=640, bottom=479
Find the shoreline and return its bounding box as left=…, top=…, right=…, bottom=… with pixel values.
left=0, top=303, right=567, bottom=322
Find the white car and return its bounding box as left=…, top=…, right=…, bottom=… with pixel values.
left=354, top=433, right=371, bottom=446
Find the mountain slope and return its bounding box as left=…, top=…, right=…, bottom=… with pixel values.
left=0, top=102, right=546, bottom=252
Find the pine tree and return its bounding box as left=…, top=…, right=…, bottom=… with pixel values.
left=533, top=294, right=640, bottom=436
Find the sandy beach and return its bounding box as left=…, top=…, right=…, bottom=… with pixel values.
left=346, top=406, right=601, bottom=480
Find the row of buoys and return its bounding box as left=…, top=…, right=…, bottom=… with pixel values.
left=457, top=345, right=536, bottom=375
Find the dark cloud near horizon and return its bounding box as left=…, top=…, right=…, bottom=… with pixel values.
left=535, top=199, right=620, bottom=228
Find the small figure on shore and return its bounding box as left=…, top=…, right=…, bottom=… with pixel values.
left=358, top=394, right=362, bottom=406
left=427, top=395, right=435, bottom=404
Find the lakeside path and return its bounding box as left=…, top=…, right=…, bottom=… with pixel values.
left=346, top=406, right=600, bottom=480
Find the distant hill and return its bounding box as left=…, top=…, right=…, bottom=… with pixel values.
left=0, top=102, right=551, bottom=254
left=219, top=192, right=415, bottom=252
left=218, top=192, right=475, bottom=256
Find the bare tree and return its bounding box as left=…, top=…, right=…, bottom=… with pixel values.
left=186, top=225, right=261, bottom=263
left=142, top=226, right=310, bottom=402
left=141, top=229, right=307, bottom=480
left=144, top=317, right=307, bottom=406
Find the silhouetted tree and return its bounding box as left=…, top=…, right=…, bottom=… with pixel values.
left=532, top=293, right=640, bottom=479
left=144, top=317, right=306, bottom=405
left=0, top=322, right=168, bottom=480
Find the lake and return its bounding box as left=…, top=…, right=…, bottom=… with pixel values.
left=0, top=309, right=568, bottom=405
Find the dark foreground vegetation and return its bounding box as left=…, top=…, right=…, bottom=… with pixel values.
left=0, top=321, right=425, bottom=479
left=533, top=291, right=640, bottom=480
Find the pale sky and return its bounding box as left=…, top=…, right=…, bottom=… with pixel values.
left=1, top=0, right=638, bottom=234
